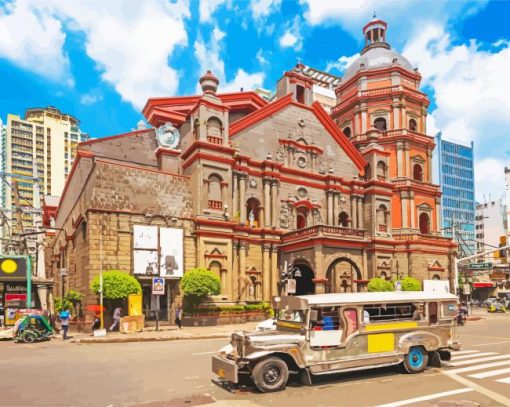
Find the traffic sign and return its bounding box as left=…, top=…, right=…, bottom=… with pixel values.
left=468, top=262, right=492, bottom=270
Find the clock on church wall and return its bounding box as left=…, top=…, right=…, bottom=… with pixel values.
left=156, top=122, right=180, bottom=149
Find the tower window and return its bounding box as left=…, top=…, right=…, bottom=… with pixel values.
left=374, top=118, right=387, bottom=131
left=419, top=213, right=430, bottom=234
left=342, top=127, right=352, bottom=138
left=413, top=164, right=423, bottom=181
left=409, top=119, right=417, bottom=131
left=296, top=85, right=305, bottom=104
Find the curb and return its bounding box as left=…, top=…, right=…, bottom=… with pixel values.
left=73, top=333, right=230, bottom=344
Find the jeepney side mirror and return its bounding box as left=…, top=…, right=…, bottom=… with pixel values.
left=309, top=310, right=318, bottom=323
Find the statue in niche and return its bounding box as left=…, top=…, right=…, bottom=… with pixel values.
left=275, top=145, right=285, bottom=162
left=248, top=210, right=255, bottom=227
left=280, top=203, right=290, bottom=229
left=312, top=208, right=322, bottom=225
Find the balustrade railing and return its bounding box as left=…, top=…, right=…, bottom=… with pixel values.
left=283, top=224, right=366, bottom=241
left=206, top=136, right=223, bottom=145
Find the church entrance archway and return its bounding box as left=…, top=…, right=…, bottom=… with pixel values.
left=294, top=262, right=315, bottom=295
left=326, top=258, right=362, bottom=293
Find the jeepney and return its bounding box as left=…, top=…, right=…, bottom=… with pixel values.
left=212, top=291, right=461, bottom=392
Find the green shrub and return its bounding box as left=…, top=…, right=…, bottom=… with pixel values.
left=399, top=276, right=421, bottom=291
left=368, top=277, right=395, bottom=292
left=181, top=268, right=221, bottom=314
left=90, top=270, right=142, bottom=300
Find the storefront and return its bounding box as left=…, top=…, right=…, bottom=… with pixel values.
left=0, top=256, right=37, bottom=327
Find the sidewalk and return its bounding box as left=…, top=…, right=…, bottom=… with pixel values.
left=71, top=321, right=260, bottom=344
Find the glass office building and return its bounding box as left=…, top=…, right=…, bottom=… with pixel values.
left=434, top=132, right=476, bottom=256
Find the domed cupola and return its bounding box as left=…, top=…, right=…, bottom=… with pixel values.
left=361, top=14, right=390, bottom=54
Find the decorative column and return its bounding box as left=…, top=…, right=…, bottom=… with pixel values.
left=351, top=196, right=358, bottom=228
left=396, top=142, right=404, bottom=178
left=238, top=241, right=246, bottom=300
left=361, top=105, right=368, bottom=133
left=327, top=191, right=334, bottom=225
left=392, top=100, right=400, bottom=130
left=401, top=192, right=409, bottom=229
left=333, top=193, right=339, bottom=226
left=220, top=181, right=228, bottom=209
left=232, top=242, right=239, bottom=301
left=427, top=148, right=433, bottom=183
left=271, top=179, right=279, bottom=228
left=404, top=143, right=410, bottom=179
left=409, top=192, right=416, bottom=229
left=435, top=197, right=442, bottom=233
left=263, top=177, right=271, bottom=227
left=357, top=196, right=363, bottom=229
left=239, top=173, right=247, bottom=225
left=270, top=245, right=279, bottom=297
left=262, top=244, right=271, bottom=301
left=232, top=172, right=238, bottom=220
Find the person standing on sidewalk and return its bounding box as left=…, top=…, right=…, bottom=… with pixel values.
left=175, top=304, right=183, bottom=329
left=59, top=308, right=71, bottom=340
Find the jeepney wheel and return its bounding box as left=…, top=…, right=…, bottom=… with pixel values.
left=252, top=357, right=289, bottom=393
left=404, top=346, right=428, bottom=374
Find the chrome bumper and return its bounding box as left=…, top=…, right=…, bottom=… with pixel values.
left=212, top=355, right=238, bottom=383
left=448, top=339, right=461, bottom=351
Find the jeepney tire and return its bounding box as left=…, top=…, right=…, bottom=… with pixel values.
left=252, top=357, right=289, bottom=393
left=300, top=369, right=313, bottom=386
left=403, top=346, right=428, bottom=374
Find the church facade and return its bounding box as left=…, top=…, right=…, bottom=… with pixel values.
left=48, top=18, right=456, bottom=321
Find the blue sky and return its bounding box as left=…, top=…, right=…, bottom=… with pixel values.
left=0, top=0, right=509, bottom=200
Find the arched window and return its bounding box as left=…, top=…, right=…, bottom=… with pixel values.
left=409, top=118, right=417, bottom=131
left=374, top=118, right=387, bottom=131
left=376, top=161, right=387, bottom=180
left=342, top=127, right=351, bottom=138
left=413, top=163, right=423, bottom=181
left=208, top=261, right=224, bottom=294
left=207, top=174, right=222, bottom=209
left=365, top=163, right=372, bottom=180
left=338, top=211, right=349, bottom=227
left=206, top=117, right=222, bottom=142
left=432, top=274, right=441, bottom=280
left=246, top=198, right=260, bottom=227
left=377, top=204, right=388, bottom=232
left=419, top=212, right=430, bottom=234
left=296, top=207, right=308, bottom=229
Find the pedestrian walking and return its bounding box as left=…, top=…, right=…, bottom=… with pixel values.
left=59, top=308, right=71, bottom=340
left=109, top=307, right=122, bottom=332
left=175, top=304, right=183, bottom=329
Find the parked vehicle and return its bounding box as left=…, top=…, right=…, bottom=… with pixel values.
left=13, top=314, right=53, bottom=343
left=212, top=292, right=460, bottom=392
left=255, top=318, right=276, bottom=332
left=487, top=302, right=507, bottom=313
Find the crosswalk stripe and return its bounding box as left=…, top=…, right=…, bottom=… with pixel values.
left=451, top=350, right=480, bottom=355
left=448, top=355, right=510, bottom=367
left=496, top=377, right=510, bottom=384
left=451, top=352, right=498, bottom=360
left=447, top=360, right=510, bottom=374
left=469, top=367, right=510, bottom=379
left=375, top=388, right=473, bottom=407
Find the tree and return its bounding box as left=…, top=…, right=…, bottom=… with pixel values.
left=399, top=276, right=421, bottom=291
left=55, top=296, right=74, bottom=314
left=180, top=268, right=221, bottom=314
left=90, top=270, right=142, bottom=299
left=65, top=289, right=84, bottom=317
left=367, top=277, right=395, bottom=292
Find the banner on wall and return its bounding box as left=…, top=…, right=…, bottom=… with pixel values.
left=132, top=225, right=183, bottom=277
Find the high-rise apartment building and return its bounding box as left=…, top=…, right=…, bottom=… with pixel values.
left=434, top=132, right=476, bottom=256
left=475, top=198, right=507, bottom=261
left=1, top=107, right=88, bottom=250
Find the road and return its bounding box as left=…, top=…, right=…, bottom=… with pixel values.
left=1, top=311, right=509, bottom=407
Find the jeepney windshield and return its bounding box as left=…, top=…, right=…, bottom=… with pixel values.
left=277, top=309, right=306, bottom=323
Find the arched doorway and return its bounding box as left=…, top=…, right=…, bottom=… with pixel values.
left=326, top=258, right=362, bottom=293
left=294, top=262, right=315, bottom=295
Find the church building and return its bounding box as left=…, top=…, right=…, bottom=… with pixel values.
left=48, top=18, right=456, bottom=322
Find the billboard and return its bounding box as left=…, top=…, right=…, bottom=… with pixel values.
left=132, top=225, right=183, bottom=278
left=0, top=257, right=28, bottom=281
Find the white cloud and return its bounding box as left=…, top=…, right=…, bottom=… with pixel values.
left=80, top=92, right=103, bottom=105
left=403, top=23, right=510, bottom=199
left=251, top=0, right=282, bottom=19
left=221, top=69, right=265, bottom=93
left=279, top=16, right=303, bottom=51
left=256, top=49, right=268, bottom=65
left=0, top=1, right=70, bottom=81
left=0, top=1, right=190, bottom=110
left=280, top=32, right=298, bottom=48
left=199, top=0, right=227, bottom=22
left=325, top=53, right=359, bottom=74
left=474, top=158, right=507, bottom=202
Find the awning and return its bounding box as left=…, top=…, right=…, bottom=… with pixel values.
left=473, top=282, right=495, bottom=288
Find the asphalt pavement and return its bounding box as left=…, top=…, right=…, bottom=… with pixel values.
left=0, top=309, right=509, bottom=407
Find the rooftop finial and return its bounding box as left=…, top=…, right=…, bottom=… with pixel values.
left=199, top=70, right=219, bottom=95
left=373, top=11, right=377, bottom=19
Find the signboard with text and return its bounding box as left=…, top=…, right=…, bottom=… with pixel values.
left=468, top=262, right=493, bottom=270
left=152, top=277, right=165, bottom=295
